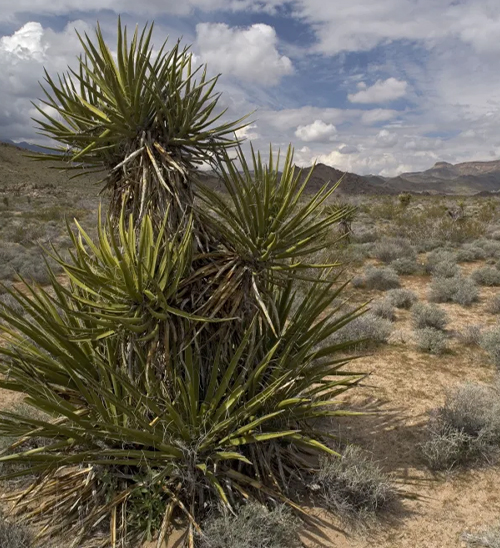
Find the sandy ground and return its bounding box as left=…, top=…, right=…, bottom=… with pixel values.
left=300, top=267, right=500, bottom=548
left=2, top=264, right=500, bottom=548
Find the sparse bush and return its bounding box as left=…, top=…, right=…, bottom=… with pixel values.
left=480, top=327, right=500, bottom=367
left=432, top=260, right=460, bottom=279
left=0, top=513, right=33, bottom=548
left=363, top=266, right=400, bottom=291
left=425, top=249, right=457, bottom=275
left=316, top=445, right=396, bottom=521
left=371, top=300, right=396, bottom=322
left=329, top=313, right=392, bottom=350
left=457, top=243, right=487, bottom=263
left=476, top=239, right=500, bottom=259
left=386, top=288, right=418, bottom=309
left=429, top=275, right=479, bottom=306
left=398, top=193, right=412, bottom=208
left=390, top=257, right=421, bottom=275
left=353, top=228, right=378, bottom=244
left=463, top=523, right=500, bottom=547
left=472, top=266, right=500, bottom=286
left=487, top=295, right=500, bottom=314
left=412, top=303, right=448, bottom=330
left=415, top=327, right=448, bottom=354
left=421, top=383, right=500, bottom=470
left=372, top=237, right=415, bottom=264
left=199, top=503, right=301, bottom=548
left=459, top=325, right=483, bottom=347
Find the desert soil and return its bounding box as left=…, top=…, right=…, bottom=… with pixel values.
left=302, top=268, right=500, bottom=548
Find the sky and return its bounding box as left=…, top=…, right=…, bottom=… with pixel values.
left=1, top=1, right=500, bottom=176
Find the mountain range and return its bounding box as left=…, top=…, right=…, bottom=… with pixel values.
left=3, top=140, right=500, bottom=196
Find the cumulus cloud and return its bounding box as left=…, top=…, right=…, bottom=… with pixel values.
left=348, top=78, right=408, bottom=104
left=195, top=23, right=293, bottom=86
left=295, top=119, right=336, bottom=142
left=0, top=20, right=91, bottom=141
left=235, top=123, right=260, bottom=140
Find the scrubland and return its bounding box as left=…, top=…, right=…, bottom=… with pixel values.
left=1, top=187, right=500, bottom=547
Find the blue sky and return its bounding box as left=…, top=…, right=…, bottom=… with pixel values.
left=1, top=0, right=500, bottom=176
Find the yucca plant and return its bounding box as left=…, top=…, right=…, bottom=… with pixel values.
left=33, top=19, right=246, bottom=231
left=0, top=19, right=366, bottom=548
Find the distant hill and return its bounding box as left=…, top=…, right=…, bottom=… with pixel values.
left=2, top=139, right=53, bottom=155
left=3, top=140, right=500, bottom=196
left=382, top=160, right=500, bottom=195
left=198, top=162, right=394, bottom=196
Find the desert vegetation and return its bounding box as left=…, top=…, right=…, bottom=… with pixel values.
left=0, top=16, right=500, bottom=548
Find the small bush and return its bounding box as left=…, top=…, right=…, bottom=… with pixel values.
left=480, top=327, right=500, bottom=367
left=353, top=228, right=378, bottom=244
left=459, top=325, right=483, bottom=347
left=370, top=300, right=396, bottom=322
left=476, top=239, right=500, bottom=259
left=456, top=244, right=487, bottom=263
left=373, top=238, right=415, bottom=263
left=487, top=295, right=500, bottom=314
left=432, top=260, right=460, bottom=279
left=316, top=446, right=396, bottom=521
left=0, top=513, right=33, bottom=548
left=329, top=313, right=392, bottom=350
left=386, top=288, right=418, bottom=309
left=429, top=275, right=479, bottom=306
left=363, top=266, right=400, bottom=291
left=412, top=303, right=448, bottom=330
left=472, top=267, right=500, bottom=287
left=425, top=249, right=457, bottom=274
left=390, top=257, right=421, bottom=275
left=421, top=383, right=500, bottom=470
left=199, top=503, right=301, bottom=548
left=463, top=523, right=500, bottom=547
left=415, top=327, right=448, bottom=354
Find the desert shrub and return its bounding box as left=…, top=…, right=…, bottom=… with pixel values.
left=421, top=383, right=500, bottom=470
left=329, top=313, right=392, bottom=350
left=316, top=445, right=396, bottom=521
left=432, top=260, right=460, bottom=279
left=412, top=303, right=448, bottom=330
left=372, top=237, right=415, bottom=263
left=458, top=325, right=483, bottom=347
left=415, top=327, right=448, bottom=354
left=363, top=266, right=400, bottom=291
left=425, top=248, right=457, bottom=274
left=398, top=192, right=411, bottom=208
left=353, top=228, right=378, bottom=244
left=480, top=327, right=500, bottom=367
left=491, top=230, right=500, bottom=241
left=476, top=239, right=500, bottom=258
left=457, top=244, right=487, bottom=262
left=370, top=300, right=396, bottom=322
left=0, top=513, right=33, bottom=548
left=487, top=295, right=500, bottom=314
left=390, top=256, right=421, bottom=275
left=386, top=288, right=418, bottom=309
left=415, top=238, right=446, bottom=253
left=472, top=266, right=500, bottom=286
left=463, top=523, right=500, bottom=547
left=198, top=504, right=301, bottom=548
left=429, top=275, right=479, bottom=306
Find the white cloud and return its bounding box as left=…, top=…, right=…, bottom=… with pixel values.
left=376, top=129, right=398, bottom=148
left=295, top=119, right=336, bottom=142
left=195, top=23, right=293, bottom=86
left=235, top=123, right=260, bottom=140
left=348, top=78, right=408, bottom=104
left=0, top=20, right=91, bottom=141
left=360, top=108, right=398, bottom=125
